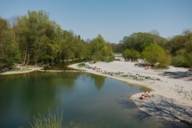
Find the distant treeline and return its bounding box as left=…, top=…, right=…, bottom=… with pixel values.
left=112, top=31, right=192, bottom=68
left=0, top=10, right=192, bottom=70
left=0, top=11, right=113, bottom=70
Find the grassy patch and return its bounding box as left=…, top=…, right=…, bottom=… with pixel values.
left=30, top=113, right=63, bottom=128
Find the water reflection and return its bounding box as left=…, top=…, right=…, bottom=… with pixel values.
left=0, top=72, right=81, bottom=127
left=88, top=73, right=106, bottom=90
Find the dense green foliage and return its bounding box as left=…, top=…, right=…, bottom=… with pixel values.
left=120, top=32, right=166, bottom=52
left=142, top=44, right=171, bottom=67
left=89, top=35, right=113, bottom=62
left=119, top=32, right=170, bottom=67
left=185, top=43, right=192, bottom=67
left=122, top=49, right=140, bottom=61
left=0, top=10, right=192, bottom=70
left=0, top=11, right=113, bottom=70
left=14, top=11, right=60, bottom=65
left=14, top=11, right=91, bottom=65
left=0, top=18, right=20, bottom=70
left=172, top=54, right=189, bottom=67
left=117, top=31, right=192, bottom=68
left=110, top=43, right=123, bottom=53
left=166, top=31, right=192, bottom=67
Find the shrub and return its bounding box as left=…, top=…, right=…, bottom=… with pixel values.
left=172, top=55, right=189, bottom=67
left=89, top=35, right=114, bottom=62
left=122, top=49, right=140, bottom=61
left=171, top=48, right=192, bottom=68
left=142, top=44, right=171, bottom=68
left=186, top=53, right=192, bottom=68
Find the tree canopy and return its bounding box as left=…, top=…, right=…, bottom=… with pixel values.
left=120, top=32, right=167, bottom=52
left=122, top=49, right=140, bottom=61
left=0, top=18, right=20, bottom=70
left=0, top=11, right=114, bottom=70
left=0, top=10, right=192, bottom=70
left=142, top=44, right=171, bottom=68
left=89, top=35, right=113, bottom=62
left=167, top=31, right=192, bottom=67
left=117, top=31, right=192, bottom=68
left=14, top=11, right=63, bottom=65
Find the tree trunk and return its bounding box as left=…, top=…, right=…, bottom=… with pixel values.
left=26, top=53, right=30, bottom=65
left=22, top=49, right=27, bottom=65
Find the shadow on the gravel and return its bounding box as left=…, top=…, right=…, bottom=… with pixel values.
left=138, top=96, right=192, bottom=126
left=162, top=71, right=192, bottom=79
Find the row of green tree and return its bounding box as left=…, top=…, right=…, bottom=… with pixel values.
left=114, top=32, right=192, bottom=68
left=1, top=10, right=191, bottom=70
left=0, top=11, right=113, bottom=70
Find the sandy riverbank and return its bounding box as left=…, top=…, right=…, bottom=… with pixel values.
left=0, top=65, right=43, bottom=75
left=69, top=61, right=192, bottom=124
left=0, top=65, right=80, bottom=76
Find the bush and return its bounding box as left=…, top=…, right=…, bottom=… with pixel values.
left=142, top=44, right=171, bottom=68
left=172, top=55, right=189, bottom=67
left=89, top=35, right=114, bottom=62
left=122, top=49, right=140, bottom=61
left=103, top=56, right=114, bottom=62
left=186, top=53, right=192, bottom=68
left=171, top=48, right=192, bottom=67
left=185, top=43, right=192, bottom=67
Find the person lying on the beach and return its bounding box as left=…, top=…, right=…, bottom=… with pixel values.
left=139, top=91, right=152, bottom=100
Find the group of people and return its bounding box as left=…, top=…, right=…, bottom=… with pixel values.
left=83, top=64, right=160, bottom=82
left=83, top=64, right=155, bottom=101
left=139, top=91, right=153, bottom=100
left=85, top=64, right=123, bottom=76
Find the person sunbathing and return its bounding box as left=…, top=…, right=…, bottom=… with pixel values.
left=139, top=91, right=152, bottom=100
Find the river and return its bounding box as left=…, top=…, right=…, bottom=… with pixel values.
left=0, top=72, right=189, bottom=128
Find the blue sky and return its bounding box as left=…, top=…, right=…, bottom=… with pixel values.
left=0, top=0, right=192, bottom=43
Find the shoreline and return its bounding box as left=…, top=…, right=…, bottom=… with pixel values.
left=68, top=63, right=192, bottom=105
left=0, top=66, right=43, bottom=75
left=0, top=68, right=81, bottom=76
left=1, top=63, right=191, bottom=107
left=68, top=62, right=192, bottom=124
left=1, top=62, right=191, bottom=124
left=69, top=64, right=152, bottom=90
